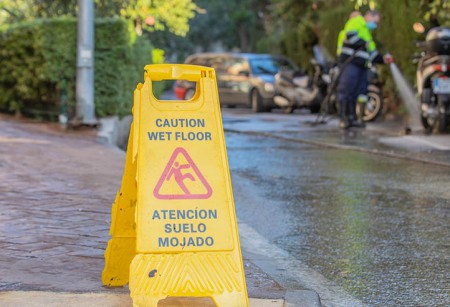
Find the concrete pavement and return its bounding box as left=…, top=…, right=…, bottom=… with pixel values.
left=0, top=114, right=320, bottom=306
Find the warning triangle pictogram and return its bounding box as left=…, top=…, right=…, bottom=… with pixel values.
left=153, top=147, right=213, bottom=199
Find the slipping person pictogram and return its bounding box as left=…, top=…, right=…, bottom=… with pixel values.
left=167, top=161, right=195, bottom=195
left=153, top=147, right=212, bottom=199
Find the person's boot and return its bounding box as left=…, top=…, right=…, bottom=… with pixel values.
left=339, top=101, right=350, bottom=129
left=353, top=96, right=367, bottom=128
left=348, top=100, right=358, bottom=127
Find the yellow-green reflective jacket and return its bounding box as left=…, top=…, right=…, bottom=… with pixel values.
left=336, top=15, right=382, bottom=66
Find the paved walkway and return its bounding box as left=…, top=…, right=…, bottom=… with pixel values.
left=0, top=115, right=295, bottom=306
left=0, top=117, right=124, bottom=292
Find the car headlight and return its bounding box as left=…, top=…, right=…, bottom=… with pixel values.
left=264, top=83, right=274, bottom=93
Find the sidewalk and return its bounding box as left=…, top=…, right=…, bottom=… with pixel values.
left=0, top=115, right=318, bottom=306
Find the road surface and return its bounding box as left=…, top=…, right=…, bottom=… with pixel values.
left=222, top=108, right=449, bottom=306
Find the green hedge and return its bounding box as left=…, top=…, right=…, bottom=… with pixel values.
left=0, top=17, right=158, bottom=119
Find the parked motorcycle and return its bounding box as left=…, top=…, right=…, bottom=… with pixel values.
left=273, top=61, right=324, bottom=114
left=274, top=45, right=383, bottom=122
left=414, top=26, right=450, bottom=133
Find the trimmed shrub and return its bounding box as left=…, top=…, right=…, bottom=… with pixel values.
left=0, top=17, right=156, bottom=119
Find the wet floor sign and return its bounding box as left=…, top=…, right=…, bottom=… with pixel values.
left=102, top=64, right=249, bottom=306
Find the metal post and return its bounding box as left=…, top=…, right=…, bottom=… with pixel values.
left=76, top=0, right=96, bottom=125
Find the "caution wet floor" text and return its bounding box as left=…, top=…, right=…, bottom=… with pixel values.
left=148, top=118, right=212, bottom=141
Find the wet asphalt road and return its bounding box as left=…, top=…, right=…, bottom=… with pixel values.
left=223, top=108, right=449, bottom=306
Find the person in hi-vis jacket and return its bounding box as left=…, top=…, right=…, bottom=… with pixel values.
left=336, top=10, right=393, bottom=129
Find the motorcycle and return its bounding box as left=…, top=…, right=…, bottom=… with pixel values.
left=273, top=61, right=324, bottom=114
left=274, top=45, right=383, bottom=122
left=414, top=26, right=450, bottom=133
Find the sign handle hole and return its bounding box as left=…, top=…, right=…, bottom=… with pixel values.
left=152, top=80, right=198, bottom=102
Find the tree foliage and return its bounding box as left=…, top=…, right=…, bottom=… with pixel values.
left=186, top=0, right=270, bottom=52
left=419, top=0, right=450, bottom=27
left=0, top=0, right=199, bottom=36
left=146, top=0, right=271, bottom=62
left=96, top=0, right=200, bottom=36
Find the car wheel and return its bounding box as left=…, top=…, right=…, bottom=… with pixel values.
left=251, top=89, right=264, bottom=113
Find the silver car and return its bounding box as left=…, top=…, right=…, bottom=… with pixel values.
left=174, top=53, right=298, bottom=112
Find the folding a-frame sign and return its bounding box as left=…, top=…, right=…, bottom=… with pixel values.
left=102, top=64, right=248, bottom=307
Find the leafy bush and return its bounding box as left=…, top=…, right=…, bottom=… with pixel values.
left=0, top=17, right=156, bottom=119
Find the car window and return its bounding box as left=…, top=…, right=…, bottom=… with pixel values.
left=186, top=57, right=198, bottom=65
left=208, top=57, right=228, bottom=72
left=249, top=57, right=297, bottom=75
left=226, top=58, right=249, bottom=75
left=186, top=56, right=239, bottom=73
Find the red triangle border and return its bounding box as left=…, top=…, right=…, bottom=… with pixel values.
left=153, top=147, right=213, bottom=200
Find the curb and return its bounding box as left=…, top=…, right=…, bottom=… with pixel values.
left=0, top=291, right=285, bottom=307
left=285, top=290, right=322, bottom=307
left=224, top=128, right=450, bottom=168
left=243, top=252, right=322, bottom=307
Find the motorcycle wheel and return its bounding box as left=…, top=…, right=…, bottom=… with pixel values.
left=356, top=91, right=383, bottom=122
left=437, top=96, right=449, bottom=133
left=437, top=114, right=447, bottom=133
left=421, top=113, right=432, bottom=132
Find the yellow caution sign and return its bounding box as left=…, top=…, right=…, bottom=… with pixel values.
left=102, top=64, right=248, bottom=306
